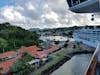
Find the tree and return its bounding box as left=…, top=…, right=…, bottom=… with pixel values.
left=21, top=52, right=33, bottom=62
left=0, top=67, right=3, bottom=75
left=54, top=41, right=59, bottom=44
left=0, top=30, right=9, bottom=39
left=2, top=22, right=10, bottom=26
left=10, top=59, right=35, bottom=75
left=0, top=38, right=8, bottom=53
left=0, top=23, right=39, bottom=52
left=73, top=44, right=76, bottom=48
left=63, top=43, right=68, bottom=47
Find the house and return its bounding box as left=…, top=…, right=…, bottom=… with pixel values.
left=18, top=45, right=47, bottom=59
left=27, top=59, right=40, bottom=68
left=18, top=45, right=60, bottom=61
left=0, top=51, right=21, bottom=74
left=43, top=45, right=59, bottom=55
left=0, top=45, right=60, bottom=74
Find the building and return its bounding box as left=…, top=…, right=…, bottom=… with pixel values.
left=0, top=51, right=21, bottom=74
left=40, top=36, right=68, bottom=41
left=18, top=45, right=47, bottom=59
left=0, top=45, right=60, bottom=74
left=43, top=45, right=59, bottom=55
left=18, top=45, right=60, bottom=59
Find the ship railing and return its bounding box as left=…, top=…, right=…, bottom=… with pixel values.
left=84, top=43, right=100, bottom=75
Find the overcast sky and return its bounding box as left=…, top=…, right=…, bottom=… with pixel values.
left=0, top=0, right=99, bottom=29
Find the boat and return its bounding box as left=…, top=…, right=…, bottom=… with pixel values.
left=66, top=0, right=100, bottom=13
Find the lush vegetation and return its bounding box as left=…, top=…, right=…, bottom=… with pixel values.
left=21, top=52, right=33, bottom=62
left=55, top=50, right=66, bottom=57
left=9, top=58, right=35, bottom=75
left=9, top=52, right=35, bottom=75
left=34, top=56, right=59, bottom=75
left=0, top=22, right=39, bottom=53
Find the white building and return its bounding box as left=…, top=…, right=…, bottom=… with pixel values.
left=40, top=36, right=68, bottom=41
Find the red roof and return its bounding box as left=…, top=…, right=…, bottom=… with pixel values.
left=18, top=45, right=41, bottom=52
left=18, top=45, right=59, bottom=58
left=0, top=45, right=59, bottom=74
left=31, top=51, right=46, bottom=59
left=18, top=45, right=46, bottom=59
left=43, top=45, right=59, bottom=54
left=0, top=51, right=16, bottom=58
left=0, top=52, right=21, bottom=74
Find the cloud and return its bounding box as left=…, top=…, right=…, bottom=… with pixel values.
left=0, top=6, right=26, bottom=23
left=0, top=0, right=99, bottom=29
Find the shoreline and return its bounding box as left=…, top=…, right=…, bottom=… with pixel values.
left=41, top=56, right=71, bottom=75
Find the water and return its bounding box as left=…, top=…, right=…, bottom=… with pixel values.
left=51, top=54, right=92, bottom=75
left=40, top=36, right=69, bottom=41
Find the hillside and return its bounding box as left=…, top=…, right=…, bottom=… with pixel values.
left=0, top=23, right=39, bottom=53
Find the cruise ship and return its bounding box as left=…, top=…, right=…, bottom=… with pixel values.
left=71, top=26, right=100, bottom=75
left=73, top=26, right=100, bottom=48
left=66, top=0, right=100, bottom=75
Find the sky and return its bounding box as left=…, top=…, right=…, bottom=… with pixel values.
left=0, top=0, right=99, bottom=29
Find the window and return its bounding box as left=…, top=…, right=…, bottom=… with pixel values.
left=67, top=0, right=72, bottom=7
left=73, top=0, right=80, bottom=5
left=67, top=0, right=88, bottom=7
left=80, top=0, right=87, bottom=3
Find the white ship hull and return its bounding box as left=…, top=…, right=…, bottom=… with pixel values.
left=73, top=34, right=98, bottom=48
left=73, top=28, right=100, bottom=48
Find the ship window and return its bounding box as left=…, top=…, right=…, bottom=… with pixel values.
left=66, top=0, right=79, bottom=7
left=67, top=0, right=88, bottom=7
left=80, top=0, right=87, bottom=3
left=73, top=0, right=80, bottom=5
left=67, top=0, right=72, bottom=7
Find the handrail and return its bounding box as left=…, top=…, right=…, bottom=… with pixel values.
left=84, top=44, right=100, bottom=75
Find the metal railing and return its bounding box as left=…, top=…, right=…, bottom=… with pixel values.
left=84, top=44, right=100, bottom=75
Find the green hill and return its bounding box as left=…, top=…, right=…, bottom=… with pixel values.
left=0, top=22, right=39, bottom=53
